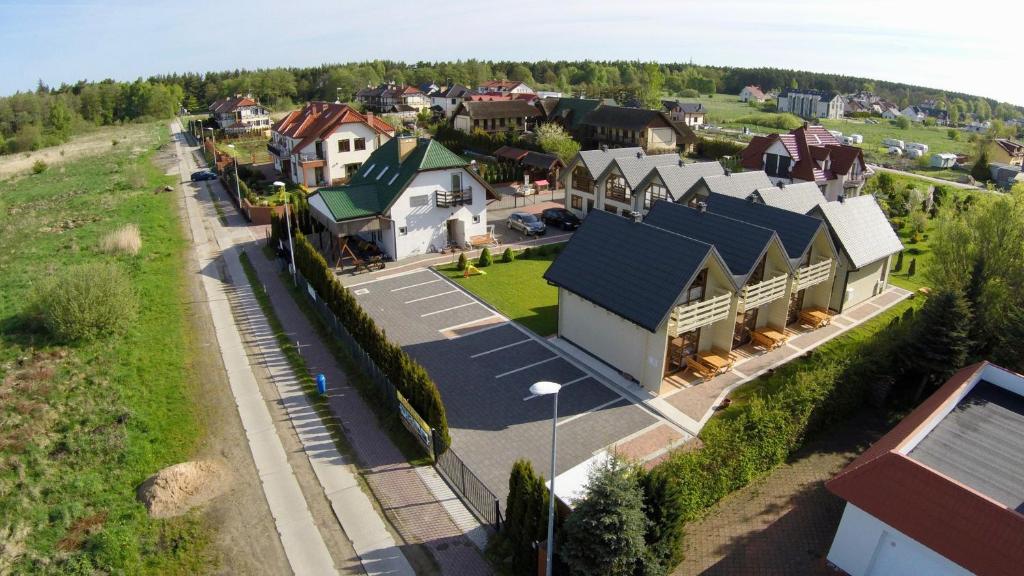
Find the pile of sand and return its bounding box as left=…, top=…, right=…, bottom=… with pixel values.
left=137, top=460, right=231, bottom=518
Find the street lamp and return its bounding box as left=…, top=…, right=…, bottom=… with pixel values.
left=529, top=380, right=561, bottom=576
left=275, top=180, right=296, bottom=284
left=227, top=143, right=241, bottom=207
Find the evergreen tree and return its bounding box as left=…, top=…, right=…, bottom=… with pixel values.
left=894, top=251, right=904, bottom=272
left=501, top=248, right=515, bottom=263
left=560, top=457, right=647, bottom=576
left=637, top=468, right=685, bottom=576
left=971, top=150, right=991, bottom=182
left=904, top=290, right=972, bottom=403
left=907, top=258, right=916, bottom=277
left=478, top=247, right=493, bottom=267
left=457, top=252, right=468, bottom=271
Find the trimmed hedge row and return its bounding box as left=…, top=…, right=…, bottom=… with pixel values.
left=273, top=221, right=451, bottom=449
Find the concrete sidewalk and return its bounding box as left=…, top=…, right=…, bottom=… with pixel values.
left=248, top=248, right=493, bottom=575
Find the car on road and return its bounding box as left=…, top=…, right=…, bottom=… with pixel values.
left=190, top=170, right=217, bottom=181
left=540, top=207, right=581, bottom=230
left=507, top=212, right=546, bottom=236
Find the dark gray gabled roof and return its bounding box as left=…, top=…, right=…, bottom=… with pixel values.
left=543, top=210, right=715, bottom=332
left=641, top=161, right=724, bottom=200
left=644, top=200, right=781, bottom=284
left=597, top=152, right=682, bottom=189
left=695, top=171, right=774, bottom=200
left=704, top=193, right=831, bottom=263
left=753, top=182, right=826, bottom=214
left=810, top=195, right=903, bottom=269
left=570, top=147, right=646, bottom=178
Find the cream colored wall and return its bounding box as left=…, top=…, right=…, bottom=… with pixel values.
left=453, top=114, right=472, bottom=133
left=699, top=260, right=737, bottom=353
left=833, top=255, right=889, bottom=312
left=751, top=242, right=792, bottom=330
left=648, top=127, right=676, bottom=149
left=803, top=229, right=837, bottom=310
left=558, top=289, right=668, bottom=394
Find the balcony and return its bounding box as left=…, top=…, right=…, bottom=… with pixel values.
left=606, top=183, right=630, bottom=203
left=297, top=152, right=325, bottom=168
left=436, top=187, right=473, bottom=208
left=794, top=258, right=833, bottom=291
left=668, top=292, right=732, bottom=337
left=267, top=143, right=285, bottom=157
left=739, top=272, right=789, bottom=312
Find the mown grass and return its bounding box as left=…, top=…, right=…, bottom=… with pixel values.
left=0, top=124, right=213, bottom=573
left=436, top=250, right=561, bottom=337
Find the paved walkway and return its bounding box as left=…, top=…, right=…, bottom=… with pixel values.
left=248, top=249, right=493, bottom=575
left=674, top=411, right=889, bottom=575
left=868, top=164, right=984, bottom=191
left=173, top=127, right=340, bottom=575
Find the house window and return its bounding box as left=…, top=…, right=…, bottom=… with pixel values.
left=452, top=98, right=457, bottom=105
left=764, top=153, right=790, bottom=178
left=571, top=194, right=583, bottom=210
left=473, top=215, right=480, bottom=224
left=607, top=175, right=630, bottom=202
left=399, top=226, right=408, bottom=236
left=499, top=118, right=506, bottom=127
left=344, top=163, right=361, bottom=176
left=645, top=184, right=668, bottom=210
left=571, top=166, right=594, bottom=193
left=338, top=139, right=351, bottom=153
left=354, top=138, right=366, bottom=151
left=682, top=269, right=707, bottom=304
left=409, top=194, right=429, bottom=207
left=604, top=205, right=617, bottom=215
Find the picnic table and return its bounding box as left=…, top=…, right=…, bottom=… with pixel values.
left=799, top=307, right=832, bottom=328
left=697, top=350, right=733, bottom=375
left=752, top=327, right=787, bottom=350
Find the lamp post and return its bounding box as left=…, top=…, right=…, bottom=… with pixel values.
left=275, top=181, right=295, bottom=284
left=529, top=380, right=561, bottom=576
left=227, top=143, right=241, bottom=207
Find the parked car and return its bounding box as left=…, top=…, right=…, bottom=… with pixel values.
left=507, top=212, right=546, bottom=236
left=540, top=208, right=580, bottom=230
left=190, top=170, right=217, bottom=181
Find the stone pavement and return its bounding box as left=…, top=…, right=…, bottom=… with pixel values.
left=248, top=249, right=493, bottom=576
left=673, top=412, right=889, bottom=575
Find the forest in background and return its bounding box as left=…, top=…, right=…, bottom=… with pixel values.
left=3, top=59, right=1021, bottom=155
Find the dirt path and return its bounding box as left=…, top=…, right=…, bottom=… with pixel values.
left=164, top=143, right=292, bottom=575
left=673, top=412, right=890, bottom=576
left=0, top=124, right=160, bottom=180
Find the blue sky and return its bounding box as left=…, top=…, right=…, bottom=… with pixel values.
left=0, top=0, right=1018, bottom=105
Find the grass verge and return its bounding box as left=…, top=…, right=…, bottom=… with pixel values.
left=0, top=123, right=213, bottom=573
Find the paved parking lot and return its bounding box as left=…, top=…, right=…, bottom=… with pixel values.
left=350, top=268, right=664, bottom=505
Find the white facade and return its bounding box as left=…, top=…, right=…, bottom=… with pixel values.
left=778, top=92, right=843, bottom=119
left=280, top=124, right=390, bottom=188
left=386, top=168, right=488, bottom=260
left=739, top=86, right=765, bottom=103
left=431, top=94, right=465, bottom=119
left=827, top=504, right=972, bottom=576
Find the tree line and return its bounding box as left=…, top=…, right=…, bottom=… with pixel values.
left=4, top=59, right=1021, bottom=155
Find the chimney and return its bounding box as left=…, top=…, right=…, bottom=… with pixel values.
left=636, top=151, right=643, bottom=159
left=803, top=121, right=810, bottom=129
left=724, top=168, right=732, bottom=176
left=631, top=211, right=642, bottom=224
left=365, top=111, right=374, bottom=127
left=777, top=180, right=784, bottom=189
left=678, top=159, right=684, bottom=167
left=838, top=194, right=845, bottom=203
left=697, top=201, right=708, bottom=213
left=397, top=134, right=417, bottom=163
left=600, top=144, right=608, bottom=152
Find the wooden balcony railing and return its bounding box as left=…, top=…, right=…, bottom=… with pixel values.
left=436, top=187, right=473, bottom=208
left=740, top=272, right=789, bottom=311
left=794, top=258, right=832, bottom=291
left=606, top=183, right=629, bottom=202
left=668, top=292, right=732, bottom=337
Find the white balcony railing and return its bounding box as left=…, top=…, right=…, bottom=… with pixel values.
left=795, top=258, right=833, bottom=291
left=740, top=272, right=789, bottom=311
left=668, top=291, right=732, bottom=337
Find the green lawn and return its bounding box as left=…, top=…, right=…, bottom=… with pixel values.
left=436, top=251, right=561, bottom=336
left=0, top=125, right=213, bottom=573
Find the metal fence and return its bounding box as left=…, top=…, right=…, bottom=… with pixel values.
left=432, top=431, right=503, bottom=530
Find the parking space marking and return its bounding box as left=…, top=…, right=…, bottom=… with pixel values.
left=470, top=338, right=532, bottom=359
left=346, top=268, right=431, bottom=288
left=421, top=302, right=478, bottom=317
left=391, top=279, right=442, bottom=292
left=494, top=356, right=559, bottom=379
left=404, top=289, right=459, bottom=304
left=441, top=316, right=507, bottom=339
left=522, top=375, right=591, bottom=400
left=556, top=398, right=623, bottom=428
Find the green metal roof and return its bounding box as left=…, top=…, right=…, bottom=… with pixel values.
left=314, top=138, right=468, bottom=222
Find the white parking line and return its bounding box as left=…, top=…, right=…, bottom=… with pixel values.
left=469, top=338, right=532, bottom=358
left=421, top=302, right=477, bottom=317
left=404, top=289, right=458, bottom=304
left=391, top=279, right=442, bottom=292
left=346, top=268, right=432, bottom=288
left=522, top=375, right=590, bottom=400
left=495, top=356, right=559, bottom=379
left=556, top=397, right=623, bottom=428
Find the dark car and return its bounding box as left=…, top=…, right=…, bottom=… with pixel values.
left=507, top=212, right=547, bottom=236
left=190, top=170, right=217, bottom=181
left=541, top=208, right=581, bottom=230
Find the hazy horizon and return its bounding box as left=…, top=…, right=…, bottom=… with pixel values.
left=0, top=0, right=1018, bottom=106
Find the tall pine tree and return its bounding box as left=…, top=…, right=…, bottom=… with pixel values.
left=904, top=290, right=971, bottom=404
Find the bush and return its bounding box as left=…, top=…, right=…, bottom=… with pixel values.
left=32, top=262, right=138, bottom=342
left=733, top=113, right=803, bottom=131
left=31, top=160, right=47, bottom=174
left=99, top=224, right=142, bottom=255
left=520, top=247, right=533, bottom=259
left=501, top=248, right=515, bottom=263
left=456, top=252, right=468, bottom=271
left=504, top=459, right=549, bottom=574
left=908, top=258, right=917, bottom=277
left=477, top=247, right=493, bottom=267
left=894, top=251, right=904, bottom=272
left=696, top=137, right=745, bottom=160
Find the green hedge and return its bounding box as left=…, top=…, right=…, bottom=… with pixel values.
left=274, top=221, right=451, bottom=449
left=695, top=137, right=745, bottom=160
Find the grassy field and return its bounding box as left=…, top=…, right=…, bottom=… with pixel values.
left=436, top=250, right=561, bottom=336
left=0, top=125, right=212, bottom=573
left=216, top=137, right=271, bottom=165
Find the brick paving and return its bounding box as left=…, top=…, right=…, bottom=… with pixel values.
left=248, top=249, right=492, bottom=576
left=674, top=412, right=889, bottom=576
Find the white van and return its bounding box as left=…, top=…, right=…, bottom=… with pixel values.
left=883, top=138, right=905, bottom=149
left=906, top=142, right=929, bottom=153
left=850, top=134, right=864, bottom=144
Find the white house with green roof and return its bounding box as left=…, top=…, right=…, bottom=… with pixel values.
left=308, top=136, right=496, bottom=261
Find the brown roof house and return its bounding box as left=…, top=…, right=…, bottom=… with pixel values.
left=989, top=138, right=1024, bottom=167
left=740, top=123, right=869, bottom=201
left=739, top=85, right=766, bottom=103
left=209, top=94, right=271, bottom=134
left=451, top=100, right=541, bottom=135
left=826, top=361, right=1024, bottom=576
left=576, top=105, right=696, bottom=154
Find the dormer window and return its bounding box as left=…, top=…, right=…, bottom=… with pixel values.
left=362, top=163, right=376, bottom=176
left=376, top=166, right=389, bottom=180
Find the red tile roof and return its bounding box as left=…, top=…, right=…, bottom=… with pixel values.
left=741, top=125, right=863, bottom=183
left=743, top=85, right=766, bottom=100
left=480, top=79, right=528, bottom=91
left=272, top=102, right=395, bottom=153
left=209, top=95, right=260, bottom=114
left=827, top=362, right=1024, bottom=576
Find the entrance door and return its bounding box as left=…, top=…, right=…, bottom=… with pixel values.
left=446, top=218, right=466, bottom=248
left=586, top=198, right=594, bottom=215
left=733, top=308, right=758, bottom=348
left=787, top=289, right=805, bottom=325
left=665, top=329, right=701, bottom=375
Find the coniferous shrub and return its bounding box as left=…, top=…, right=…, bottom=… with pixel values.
left=894, top=251, right=904, bottom=272
left=908, top=258, right=917, bottom=277
left=477, top=247, right=493, bottom=267
left=520, top=247, right=533, bottom=259
left=501, top=248, right=515, bottom=263
left=457, top=252, right=468, bottom=271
